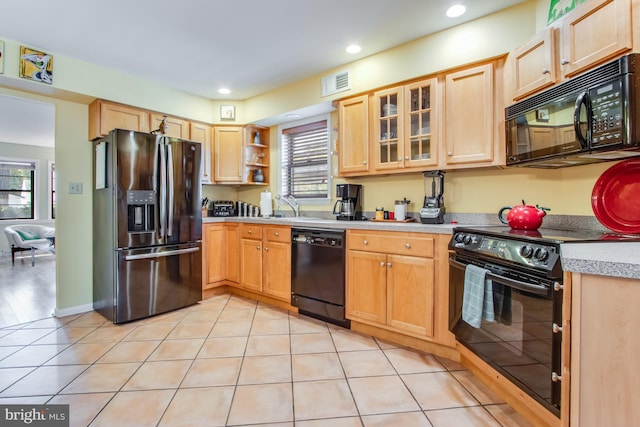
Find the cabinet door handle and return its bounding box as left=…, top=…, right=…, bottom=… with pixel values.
left=264, top=247, right=269, bottom=252
left=363, top=240, right=368, bottom=245
left=274, top=232, right=279, bottom=237
left=256, top=246, right=261, bottom=250
left=551, top=372, right=562, bottom=382
left=405, top=243, right=411, bottom=249
left=248, top=230, right=252, bottom=234
left=380, top=261, right=385, bottom=267
left=552, top=323, right=563, bottom=333
left=447, top=151, right=452, bottom=156
left=405, top=156, right=409, bottom=160
left=387, top=262, right=392, bottom=267
left=560, top=58, right=569, bottom=65
left=542, top=68, right=550, bottom=74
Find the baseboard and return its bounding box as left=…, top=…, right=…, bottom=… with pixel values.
left=53, top=303, right=94, bottom=319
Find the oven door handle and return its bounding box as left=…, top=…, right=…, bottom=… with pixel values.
left=449, top=258, right=548, bottom=296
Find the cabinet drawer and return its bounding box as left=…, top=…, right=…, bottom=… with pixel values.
left=240, top=225, right=263, bottom=239
left=264, top=226, right=291, bottom=243
left=347, top=231, right=434, bottom=257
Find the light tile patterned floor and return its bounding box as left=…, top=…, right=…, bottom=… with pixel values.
left=0, top=293, right=536, bottom=426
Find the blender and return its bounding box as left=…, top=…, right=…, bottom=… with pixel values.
left=420, top=171, right=445, bottom=224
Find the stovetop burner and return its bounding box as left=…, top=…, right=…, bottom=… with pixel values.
left=453, top=225, right=640, bottom=243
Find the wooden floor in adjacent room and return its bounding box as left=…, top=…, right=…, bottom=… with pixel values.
left=0, top=251, right=55, bottom=328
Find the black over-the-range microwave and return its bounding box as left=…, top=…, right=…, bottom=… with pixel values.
left=505, top=53, right=640, bottom=168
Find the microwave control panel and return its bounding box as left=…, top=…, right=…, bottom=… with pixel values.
left=590, top=79, right=623, bottom=146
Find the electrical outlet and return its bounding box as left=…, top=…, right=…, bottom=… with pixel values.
left=69, top=182, right=83, bottom=194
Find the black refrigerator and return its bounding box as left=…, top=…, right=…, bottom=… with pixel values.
left=93, top=129, right=202, bottom=324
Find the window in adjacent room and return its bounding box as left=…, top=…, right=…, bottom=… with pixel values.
left=280, top=116, right=330, bottom=201
left=0, top=159, right=36, bottom=220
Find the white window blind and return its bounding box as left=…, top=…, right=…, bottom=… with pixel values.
left=281, top=120, right=329, bottom=199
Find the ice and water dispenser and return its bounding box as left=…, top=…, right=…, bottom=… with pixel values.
left=127, top=190, right=155, bottom=232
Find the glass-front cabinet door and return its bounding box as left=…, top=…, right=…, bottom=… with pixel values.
left=372, top=87, right=403, bottom=171
left=404, top=78, right=438, bottom=168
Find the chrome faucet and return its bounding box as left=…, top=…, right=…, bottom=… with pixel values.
left=275, top=194, right=300, bottom=217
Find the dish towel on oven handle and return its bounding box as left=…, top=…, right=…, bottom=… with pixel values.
left=462, top=264, right=495, bottom=328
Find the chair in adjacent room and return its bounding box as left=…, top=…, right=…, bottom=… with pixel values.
left=3, top=224, right=55, bottom=266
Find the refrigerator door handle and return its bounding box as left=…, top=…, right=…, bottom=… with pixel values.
left=167, top=142, right=174, bottom=237
left=124, top=246, right=200, bottom=261
left=159, top=139, right=167, bottom=238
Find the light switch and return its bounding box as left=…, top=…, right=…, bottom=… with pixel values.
left=69, top=182, right=83, bottom=194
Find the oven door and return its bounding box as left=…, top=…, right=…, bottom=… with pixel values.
left=449, top=254, right=561, bottom=417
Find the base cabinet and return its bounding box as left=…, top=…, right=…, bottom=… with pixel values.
left=346, top=230, right=436, bottom=339
left=568, top=272, right=640, bottom=427
left=239, top=224, right=291, bottom=302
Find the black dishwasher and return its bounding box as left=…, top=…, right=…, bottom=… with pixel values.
left=291, top=228, right=350, bottom=328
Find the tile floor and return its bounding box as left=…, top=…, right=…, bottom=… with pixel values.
left=0, top=293, right=535, bottom=427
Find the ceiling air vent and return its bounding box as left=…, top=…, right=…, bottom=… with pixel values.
left=321, top=70, right=351, bottom=97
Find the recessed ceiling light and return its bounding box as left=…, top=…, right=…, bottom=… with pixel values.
left=218, top=88, right=231, bottom=95
left=346, top=44, right=362, bottom=54
left=446, top=4, right=466, bottom=18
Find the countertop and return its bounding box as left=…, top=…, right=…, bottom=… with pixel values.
left=203, top=216, right=460, bottom=234
left=203, top=216, right=640, bottom=280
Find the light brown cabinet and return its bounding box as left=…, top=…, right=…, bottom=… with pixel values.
left=338, top=94, right=370, bottom=176
left=244, top=125, right=270, bottom=185
left=560, top=0, right=632, bottom=79
left=190, top=122, right=213, bottom=184
left=262, top=226, right=291, bottom=301
left=346, top=230, right=435, bottom=338
left=443, top=62, right=500, bottom=169
left=225, top=223, right=240, bottom=285
left=88, top=99, right=150, bottom=140
left=214, top=126, right=243, bottom=182
left=372, top=87, right=403, bottom=172
left=371, top=79, right=439, bottom=172
left=150, top=114, right=190, bottom=139
left=203, top=223, right=240, bottom=289
left=203, top=224, right=225, bottom=288
left=567, top=272, right=640, bottom=427
left=239, top=224, right=291, bottom=302
left=506, top=0, right=632, bottom=102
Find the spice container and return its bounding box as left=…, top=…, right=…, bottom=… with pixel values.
left=375, top=207, right=384, bottom=221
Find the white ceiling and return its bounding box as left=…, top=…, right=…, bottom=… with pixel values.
left=2, top=0, right=526, bottom=101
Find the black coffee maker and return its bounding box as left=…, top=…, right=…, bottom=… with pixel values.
left=333, top=184, right=364, bottom=220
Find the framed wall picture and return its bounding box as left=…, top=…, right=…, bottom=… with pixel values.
left=19, top=45, right=53, bottom=84
left=0, top=41, right=4, bottom=74
left=536, top=108, right=550, bottom=122
left=220, top=105, right=235, bottom=120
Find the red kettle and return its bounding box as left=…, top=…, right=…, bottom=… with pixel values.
left=498, top=200, right=550, bottom=230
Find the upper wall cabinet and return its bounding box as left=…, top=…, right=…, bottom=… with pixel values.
left=243, top=125, right=270, bottom=185
left=214, top=126, right=243, bottom=183
left=150, top=114, right=190, bottom=139
left=560, top=0, right=632, bottom=78
left=190, top=122, right=213, bottom=184
left=338, top=94, right=370, bottom=176
left=88, top=99, right=150, bottom=140
left=506, top=0, right=632, bottom=102
left=371, top=78, right=439, bottom=172
left=443, top=62, right=502, bottom=169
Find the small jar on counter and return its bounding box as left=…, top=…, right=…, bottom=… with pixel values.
left=375, top=207, right=384, bottom=221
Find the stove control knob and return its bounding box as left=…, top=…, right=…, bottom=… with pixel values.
left=454, top=233, right=465, bottom=243
left=462, top=234, right=472, bottom=245
left=534, top=247, right=549, bottom=261
left=520, top=245, right=534, bottom=258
